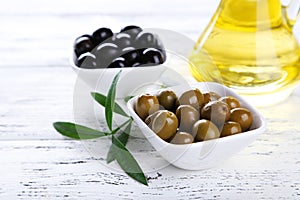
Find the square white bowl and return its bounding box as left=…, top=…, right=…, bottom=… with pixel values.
left=127, top=82, right=267, bottom=170
left=71, top=58, right=170, bottom=99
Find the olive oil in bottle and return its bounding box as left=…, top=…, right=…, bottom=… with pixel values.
left=189, top=0, right=300, bottom=106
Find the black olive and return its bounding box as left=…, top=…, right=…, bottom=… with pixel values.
left=113, top=33, right=132, bottom=48
left=94, top=43, right=120, bottom=68
left=121, top=47, right=136, bottom=56
left=74, top=36, right=94, bottom=57
left=76, top=52, right=97, bottom=69
left=135, top=32, right=156, bottom=49
left=120, top=25, right=143, bottom=37
left=122, top=49, right=141, bottom=66
left=140, top=49, right=164, bottom=65
left=107, top=57, right=126, bottom=68
left=132, top=62, right=142, bottom=67
left=76, top=34, right=95, bottom=44
left=92, top=27, right=113, bottom=45
left=73, top=26, right=167, bottom=69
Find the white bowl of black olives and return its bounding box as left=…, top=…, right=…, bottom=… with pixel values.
left=71, top=25, right=168, bottom=98
left=127, top=82, right=266, bottom=170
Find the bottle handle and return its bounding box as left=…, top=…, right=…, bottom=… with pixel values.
left=282, top=0, right=300, bottom=29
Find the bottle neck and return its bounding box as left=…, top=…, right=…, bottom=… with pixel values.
left=218, top=0, right=282, bottom=28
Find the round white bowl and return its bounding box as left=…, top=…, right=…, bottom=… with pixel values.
left=127, top=82, right=267, bottom=170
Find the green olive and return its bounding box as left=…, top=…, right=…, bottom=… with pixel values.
left=156, top=90, right=178, bottom=111
left=203, top=92, right=221, bottom=104
left=220, top=121, right=242, bottom=137
left=201, top=100, right=230, bottom=126
left=151, top=110, right=178, bottom=140
left=134, top=94, right=159, bottom=120
left=177, top=88, right=204, bottom=109
left=176, top=105, right=200, bottom=133
left=219, top=96, right=240, bottom=110
left=145, top=110, right=162, bottom=127
left=170, top=132, right=194, bottom=144
left=192, top=119, right=220, bottom=141
left=229, top=108, right=252, bottom=131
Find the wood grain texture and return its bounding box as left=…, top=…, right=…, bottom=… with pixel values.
left=0, top=137, right=299, bottom=199
left=1, top=0, right=300, bottom=199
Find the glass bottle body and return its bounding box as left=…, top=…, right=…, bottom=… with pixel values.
left=189, top=0, right=300, bottom=106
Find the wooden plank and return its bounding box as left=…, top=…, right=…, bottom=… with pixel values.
left=0, top=67, right=74, bottom=139
left=0, top=139, right=299, bottom=199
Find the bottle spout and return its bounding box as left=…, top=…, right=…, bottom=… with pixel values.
left=282, top=0, right=300, bottom=29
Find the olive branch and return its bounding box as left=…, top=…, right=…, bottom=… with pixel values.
left=53, top=70, right=148, bottom=186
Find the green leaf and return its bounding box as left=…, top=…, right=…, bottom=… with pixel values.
left=107, top=121, right=132, bottom=163
left=116, top=121, right=132, bottom=146
left=53, top=122, right=110, bottom=139
left=124, top=95, right=134, bottom=103
left=109, top=118, right=132, bottom=135
left=105, top=70, right=122, bottom=131
left=91, top=92, right=128, bottom=117
left=112, top=135, right=148, bottom=186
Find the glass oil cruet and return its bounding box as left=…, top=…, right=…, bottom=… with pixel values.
left=189, top=0, right=300, bottom=106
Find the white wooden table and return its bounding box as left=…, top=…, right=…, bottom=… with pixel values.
left=1, top=0, right=300, bottom=199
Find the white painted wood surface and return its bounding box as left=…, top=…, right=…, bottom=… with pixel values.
left=1, top=0, right=300, bottom=199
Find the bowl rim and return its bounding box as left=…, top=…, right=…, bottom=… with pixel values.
left=127, top=82, right=267, bottom=148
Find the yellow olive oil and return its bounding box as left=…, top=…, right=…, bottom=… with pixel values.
left=189, top=0, right=300, bottom=105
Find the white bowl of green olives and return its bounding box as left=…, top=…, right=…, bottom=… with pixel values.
left=127, top=82, right=266, bottom=170
left=71, top=25, right=168, bottom=98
